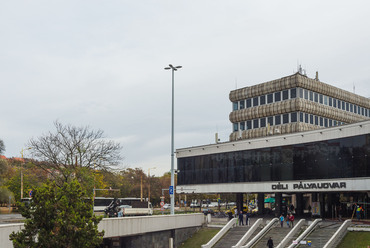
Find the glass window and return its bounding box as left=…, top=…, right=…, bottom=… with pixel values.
left=324, top=118, right=328, bottom=127
left=246, top=98, right=252, bottom=108
left=346, top=102, right=349, bottom=111
left=283, top=113, right=289, bottom=124
left=329, top=97, right=332, bottom=107
left=290, top=88, right=297, bottom=99
left=319, top=94, right=323, bottom=104
left=267, top=94, right=273, bottom=104
left=260, top=118, right=266, bottom=127
left=299, top=88, right=303, bottom=98
left=300, top=112, right=304, bottom=122
left=239, top=100, right=245, bottom=109
left=324, top=96, right=328, bottom=105
left=267, top=116, right=273, bottom=126
left=342, top=101, right=345, bottom=110
left=366, top=109, right=369, bottom=117
left=329, top=119, right=333, bottom=127
left=247, top=120, right=252, bottom=130
left=275, top=115, right=281, bottom=125
left=310, top=114, right=314, bottom=124
left=253, top=97, right=258, bottom=107
left=320, top=117, right=323, bottom=126
left=275, top=92, right=281, bottom=102
left=291, top=112, right=297, bottom=123
left=333, top=99, right=337, bottom=108
left=304, top=89, right=309, bottom=100
left=354, top=105, right=357, bottom=114
left=305, top=113, right=309, bottom=123
left=362, top=107, right=365, bottom=116
left=233, top=102, right=238, bottom=111
left=282, top=90, right=289, bottom=100
left=358, top=106, right=361, bottom=114
left=309, top=91, right=313, bottom=101
left=314, top=93, right=318, bottom=103
left=260, top=95, right=266, bottom=105
left=240, top=122, right=245, bottom=130
left=337, top=100, right=341, bottom=109
left=350, top=104, right=353, bottom=112
left=253, top=119, right=259, bottom=129
left=315, top=116, right=319, bottom=125
left=334, top=120, right=337, bottom=126
left=233, top=123, right=238, bottom=131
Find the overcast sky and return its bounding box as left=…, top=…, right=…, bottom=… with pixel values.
left=1, top=1, right=370, bottom=176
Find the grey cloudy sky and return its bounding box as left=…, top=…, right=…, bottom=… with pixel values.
left=1, top=1, right=370, bottom=176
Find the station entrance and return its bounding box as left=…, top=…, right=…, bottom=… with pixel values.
left=235, top=191, right=369, bottom=220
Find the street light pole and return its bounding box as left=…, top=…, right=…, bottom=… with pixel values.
left=148, top=167, right=156, bottom=203
left=164, top=64, right=182, bottom=215
left=20, top=147, right=31, bottom=199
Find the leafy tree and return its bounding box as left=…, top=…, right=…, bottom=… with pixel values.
left=5, top=161, right=48, bottom=201
left=10, top=179, right=104, bottom=248
left=27, top=121, right=122, bottom=184
left=0, top=186, right=14, bottom=205
left=0, top=138, right=5, bottom=154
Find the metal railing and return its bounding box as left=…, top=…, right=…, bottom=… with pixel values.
left=287, top=218, right=322, bottom=248
left=201, top=218, right=237, bottom=248
left=242, top=218, right=279, bottom=248
left=323, top=219, right=351, bottom=248
left=232, top=218, right=263, bottom=248
left=276, top=219, right=306, bottom=248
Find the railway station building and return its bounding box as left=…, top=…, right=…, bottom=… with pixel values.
left=176, top=72, right=370, bottom=218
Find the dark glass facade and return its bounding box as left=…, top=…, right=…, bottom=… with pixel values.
left=178, top=134, right=370, bottom=185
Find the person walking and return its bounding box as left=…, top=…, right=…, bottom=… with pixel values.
left=238, top=211, right=244, bottom=225
left=289, top=213, right=295, bottom=228
left=267, top=237, right=274, bottom=248
left=246, top=212, right=250, bottom=226
left=279, top=214, right=284, bottom=227
left=286, top=214, right=290, bottom=228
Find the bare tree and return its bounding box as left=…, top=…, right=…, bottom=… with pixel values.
left=0, top=139, right=5, bottom=155
left=27, top=121, right=122, bottom=182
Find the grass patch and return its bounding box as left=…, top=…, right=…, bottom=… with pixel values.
left=337, top=231, right=370, bottom=248
left=179, top=227, right=221, bottom=248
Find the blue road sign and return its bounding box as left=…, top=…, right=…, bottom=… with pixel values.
left=169, top=186, right=174, bottom=195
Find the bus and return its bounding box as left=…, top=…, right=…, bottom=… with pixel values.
left=93, top=197, right=114, bottom=212
left=94, top=197, right=153, bottom=215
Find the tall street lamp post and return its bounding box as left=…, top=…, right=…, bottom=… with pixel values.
left=20, top=147, right=31, bottom=199
left=164, top=64, right=182, bottom=215
left=148, top=167, right=156, bottom=203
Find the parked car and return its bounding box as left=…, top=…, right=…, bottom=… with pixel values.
left=225, top=205, right=249, bottom=214
left=163, top=203, right=171, bottom=209
left=190, top=202, right=200, bottom=208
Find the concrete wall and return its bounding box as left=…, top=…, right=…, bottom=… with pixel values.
left=0, top=223, right=24, bottom=248
left=0, top=214, right=205, bottom=248
left=98, top=213, right=204, bottom=238
left=102, top=226, right=201, bottom=248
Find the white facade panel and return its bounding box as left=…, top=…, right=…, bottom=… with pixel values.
left=177, top=178, right=370, bottom=194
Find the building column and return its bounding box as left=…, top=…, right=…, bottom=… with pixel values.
left=275, top=192, right=282, bottom=217
left=258, top=193, right=264, bottom=215
left=312, top=192, right=317, bottom=202
left=327, top=193, right=334, bottom=219
left=236, top=193, right=243, bottom=214
left=296, top=193, right=303, bottom=216
left=319, top=193, right=326, bottom=218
